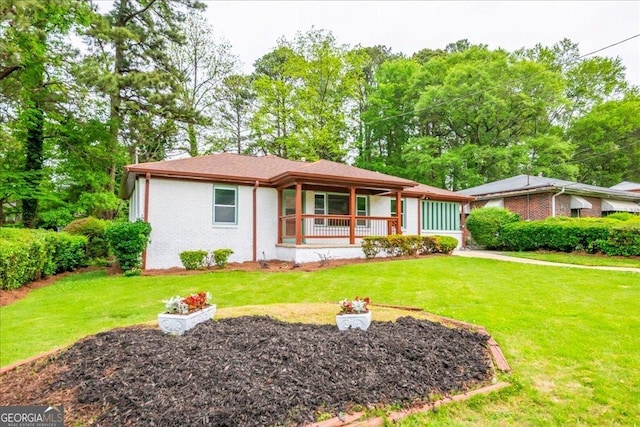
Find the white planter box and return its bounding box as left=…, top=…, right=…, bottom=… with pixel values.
left=336, top=311, right=372, bottom=331
left=158, top=305, right=217, bottom=335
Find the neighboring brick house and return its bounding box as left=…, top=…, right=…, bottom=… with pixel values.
left=611, top=181, right=640, bottom=194
left=120, top=153, right=473, bottom=269
left=457, top=175, right=640, bottom=222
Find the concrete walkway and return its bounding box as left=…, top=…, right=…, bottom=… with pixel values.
left=452, top=249, right=640, bottom=273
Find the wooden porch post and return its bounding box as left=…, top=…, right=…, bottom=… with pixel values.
left=349, top=186, right=356, bottom=244
left=417, top=197, right=421, bottom=236
left=277, top=187, right=283, bottom=244
left=395, top=191, right=402, bottom=235
left=460, top=202, right=467, bottom=248
left=295, top=182, right=302, bottom=245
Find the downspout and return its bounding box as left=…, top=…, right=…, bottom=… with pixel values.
left=142, top=172, right=150, bottom=270
left=253, top=180, right=259, bottom=262
left=551, top=187, right=565, bottom=217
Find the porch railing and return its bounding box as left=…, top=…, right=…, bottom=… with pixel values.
left=279, top=214, right=400, bottom=243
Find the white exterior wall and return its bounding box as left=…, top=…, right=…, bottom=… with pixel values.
left=135, top=178, right=464, bottom=269
left=140, top=178, right=278, bottom=269
left=275, top=245, right=368, bottom=264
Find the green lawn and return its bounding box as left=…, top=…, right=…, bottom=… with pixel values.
left=1, top=257, right=639, bottom=425
left=501, top=251, right=640, bottom=269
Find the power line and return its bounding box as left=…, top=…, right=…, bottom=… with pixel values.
left=364, top=33, right=640, bottom=126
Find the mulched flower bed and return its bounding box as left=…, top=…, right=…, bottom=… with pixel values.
left=2, top=316, right=494, bottom=426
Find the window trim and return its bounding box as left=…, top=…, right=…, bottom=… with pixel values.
left=313, top=192, right=368, bottom=226
left=422, top=200, right=460, bottom=232
left=213, top=185, right=238, bottom=226
left=390, top=198, right=407, bottom=230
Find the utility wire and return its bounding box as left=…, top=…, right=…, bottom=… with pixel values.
left=364, top=33, right=640, bottom=126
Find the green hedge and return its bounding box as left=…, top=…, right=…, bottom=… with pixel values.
left=63, top=216, right=110, bottom=259
left=591, top=222, right=640, bottom=256
left=466, top=207, right=521, bottom=249
left=361, top=235, right=458, bottom=259
left=0, top=228, right=88, bottom=290
left=500, top=217, right=640, bottom=256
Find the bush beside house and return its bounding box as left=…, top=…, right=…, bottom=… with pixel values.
left=0, top=228, right=88, bottom=290
left=466, top=207, right=521, bottom=249
left=361, top=235, right=458, bottom=259
left=63, top=217, right=110, bottom=260
left=467, top=207, right=640, bottom=256
left=105, top=220, right=152, bottom=274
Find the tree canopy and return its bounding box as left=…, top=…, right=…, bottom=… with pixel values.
left=1, top=3, right=638, bottom=227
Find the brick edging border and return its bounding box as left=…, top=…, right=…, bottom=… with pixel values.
left=308, top=382, right=511, bottom=427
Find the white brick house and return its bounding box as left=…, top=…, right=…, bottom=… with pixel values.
left=121, top=154, right=473, bottom=269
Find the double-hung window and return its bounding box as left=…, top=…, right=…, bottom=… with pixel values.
left=390, top=198, right=406, bottom=229
left=314, top=193, right=368, bottom=226
left=213, top=186, right=237, bottom=225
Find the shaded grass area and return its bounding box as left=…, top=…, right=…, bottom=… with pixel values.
left=501, top=251, right=640, bottom=268
left=1, top=257, right=639, bottom=425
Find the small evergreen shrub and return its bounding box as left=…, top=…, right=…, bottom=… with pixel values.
left=105, top=220, right=152, bottom=272
left=361, top=238, right=382, bottom=259
left=212, top=249, right=234, bottom=268
left=63, top=216, right=109, bottom=259
left=466, top=207, right=521, bottom=249
left=179, top=250, right=209, bottom=270
left=433, top=235, right=458, bottom=254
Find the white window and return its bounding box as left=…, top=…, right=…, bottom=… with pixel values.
left=390, top=198, right=406, bottom=229
left=314, top=193, right=367, bottom=226
left=356, top=196, right=368, bottom=226
left=213, top=186, right=237, bottom=225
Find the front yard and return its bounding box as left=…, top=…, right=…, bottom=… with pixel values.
left=1, top=256, right=638, bottom=425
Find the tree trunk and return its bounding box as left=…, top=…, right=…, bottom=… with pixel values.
left=187, top=122, right=198, bottom=157
left=22, top=105, right=44, bottom=228
left=235, top=106, right=242, bottom=154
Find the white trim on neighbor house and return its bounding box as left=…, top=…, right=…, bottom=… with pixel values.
left=484, top=198, right=504, bottom=208
left=570, top=195, right=593, bottom=210
left=601, top=199, right=640, bottom=213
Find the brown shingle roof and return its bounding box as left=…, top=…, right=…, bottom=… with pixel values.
left=126, top=153, right=416, bottom=189
left=271, top=159, right=416, bottom=188
left=404, top=183, right=475, bottom=202
left=125, top=153, right=305, bottom=183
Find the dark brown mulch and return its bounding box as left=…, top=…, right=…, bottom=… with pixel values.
left=26, top=316, right=494, bottom=426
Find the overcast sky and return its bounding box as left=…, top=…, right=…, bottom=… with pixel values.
left=201, top=1, right=640, bottom=87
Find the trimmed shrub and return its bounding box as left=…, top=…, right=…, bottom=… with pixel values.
left=0, top=228, right=88, bottom=290
left=501, top=218, right=612, bottom=252
left=433, top=235, right=458, bottom=254
left=179, top=250, right=209, bottom=270
left=466, top=207, right=521, bottom=249
left=592, top=223, right=640, bottom=256
left=212, top=248, right=234, bottom=269
left=361, top=238, right=382, bottom=259
left=63, top=216, right=109, bottom=259
left=105, top=220, right=152, bottom=272
left=360, top=235, right=457, bottom=258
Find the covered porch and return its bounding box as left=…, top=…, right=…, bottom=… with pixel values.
left=275, top=181, right=406, bottom=247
